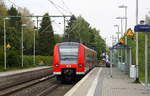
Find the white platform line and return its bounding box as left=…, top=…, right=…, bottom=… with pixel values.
left=86, top=68, right=102, bottom=96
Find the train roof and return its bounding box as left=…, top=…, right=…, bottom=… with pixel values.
left=58, top=42, right=80, bottom=46
left=57, top=42, right=96, bottom=53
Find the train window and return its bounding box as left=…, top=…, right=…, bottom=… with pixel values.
left=59, top=46, right=79, bottom=64
left=60, top=47, right=78, bottom=55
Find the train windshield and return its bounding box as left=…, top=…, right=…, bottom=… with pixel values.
left=59, top=46, right=79, bottom=64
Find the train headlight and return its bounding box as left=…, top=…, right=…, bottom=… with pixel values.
left=55, top=64, right=59, bottom=67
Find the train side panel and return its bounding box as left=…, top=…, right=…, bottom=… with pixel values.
left=53, top=44, right=61, bottom=75
left=84, top=47, right=96, bottom=73
left=77, top=44, right=85, bottom=75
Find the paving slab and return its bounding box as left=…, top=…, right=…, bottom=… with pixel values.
left=65, top=67, right=150, bottom=96
left=101, top=68, right=150, bottom=96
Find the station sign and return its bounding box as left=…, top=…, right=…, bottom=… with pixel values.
left=6, top=44, right=11, bottom=49
left=134, top=24, right=150, bottom=32
left=126, top=28, right=134, bottom=37
left=119, top=39, right=124, bottom=44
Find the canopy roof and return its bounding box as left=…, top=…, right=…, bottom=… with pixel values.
left=111, top=43, right=132, bottom=49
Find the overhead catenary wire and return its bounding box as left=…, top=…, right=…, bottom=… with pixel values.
left=7, top=0, right=21, bottom=8
left=60, top=0, right=73, bottom=15
left=47, top=0, right=72, bottom=15
left=49, top=0, right=71, bottom=15
left=67, top=20, right=82, bottom=41
left=40, top=22, right=54, bottom=33
left=47, top=0, right=64, bottom=15
left=6, top=0, right=71, bottom=36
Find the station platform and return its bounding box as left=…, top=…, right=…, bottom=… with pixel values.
left=65, top=67, right=150, bottom=96
left=0, top=66, right=51, bottom=77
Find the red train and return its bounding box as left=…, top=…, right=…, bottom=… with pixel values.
left=53, top=42, right=97, bottom=81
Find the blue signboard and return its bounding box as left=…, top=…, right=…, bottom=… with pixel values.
left=134, top=24, right=150, bottom=32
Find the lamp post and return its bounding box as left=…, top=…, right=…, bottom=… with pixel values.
left=21, top=24, right=26, bottom=67
left=114, top=25, right=120, bottom=42
left=116, top=17, right=127, bottom=64
left=135, top=0, right=139, bottom=82
left=114, top=25, right=120, bottom=66
left=116, top=17, right=127, bottom=37
left=3, top=17, right=9, bottom=69
left=119, top=5, right=128, bottom=34
left=33, top=20, right=37, bottom=66
left=119, top=5, right=128, bottom=68
left=33, top=27, right=36, bottom=66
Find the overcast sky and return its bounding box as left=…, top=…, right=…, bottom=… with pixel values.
left=5, top=0, right=150, bottom=46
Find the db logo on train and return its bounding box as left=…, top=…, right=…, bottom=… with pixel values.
left=66, top=65, right=71, bottom=68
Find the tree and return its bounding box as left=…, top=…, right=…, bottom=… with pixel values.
left=93, top=30, right=106, bottom=59
left=18, top=7, right=34, bottom=55
left=64, top=16, right=90, bottom=43
left=0, top=0, right=7, bottom=16
left=7, top=6, right=22, bottom=50
left=38, top=13, right=55, bottom=56
left=5, top=6, right=22, bottom=67
left=0, top=1, right=7, bottom=46
left=0, top=1, right=8, bottom=67
left=65, top=15, right=76, bottom=39
left=18, top=7, right=34, bottom=28
left=54, top=34, right=63, bottom=43
left=64, top=15, right=106, bottom=59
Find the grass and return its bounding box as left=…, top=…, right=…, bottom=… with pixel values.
left=139, top=71, right=150, bottom=83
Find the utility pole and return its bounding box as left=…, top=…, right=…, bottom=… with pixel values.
left=33, top=29, right=36, bottom=65
left=36, top=16, right=39, bottom=36
left=116, top=17, right=127, bottom=64
left=144, top=32, right=148, bottom=90
left=136, top=0, right=139, bottom=82
left=21, top=24, right=26, bottom=67
left=114, top=25, right=120, bottom=42
left=116, top=17, right=127, bottom=37
left=63, top=16, right=67, bottom=38
left=4, top=18, right=6, bottom=69
left=119, top=5, right=128, bottom=69
left=3, top=17, right=9, bottom=69
left=114, top=25, right=120, bottom=66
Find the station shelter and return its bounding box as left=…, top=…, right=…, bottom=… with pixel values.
left=110, top=43, right=132, bottom=75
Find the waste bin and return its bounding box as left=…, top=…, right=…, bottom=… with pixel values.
left=121, top=62, right=125, bottom=72
left=130, top=65, right=136, bottom=79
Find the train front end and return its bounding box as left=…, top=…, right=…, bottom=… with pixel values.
left=53, top=42, right=84, bottom=81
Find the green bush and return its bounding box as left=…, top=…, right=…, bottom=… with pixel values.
left=0, top=48, right=21, bottom=71
left=24, top=56, right=53, bottom=67
left=0, top=48, right=21, bottom=67
left=0, top=54, right=53, bottom=71
left=23, top=56, right=34, bottom=67
left=35, top=56, right=53, bottom=66
left=6, top=48, right=21, bottom=67
left=0, top=47, right=4, bottom=68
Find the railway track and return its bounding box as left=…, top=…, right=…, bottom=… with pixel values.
left=0, top=67, right=53, bottom=91
left=37, top=83, right=59, bottom=96
left=0, top=74, right=56, bottom=96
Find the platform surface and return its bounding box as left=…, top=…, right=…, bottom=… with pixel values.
left=0, top=66, right=51, bottom=77
left=65, top=67, right=102, bottom=96
left=65, top=67, right=150, bottom=96
left=101, top=68, right=150, bottom=96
